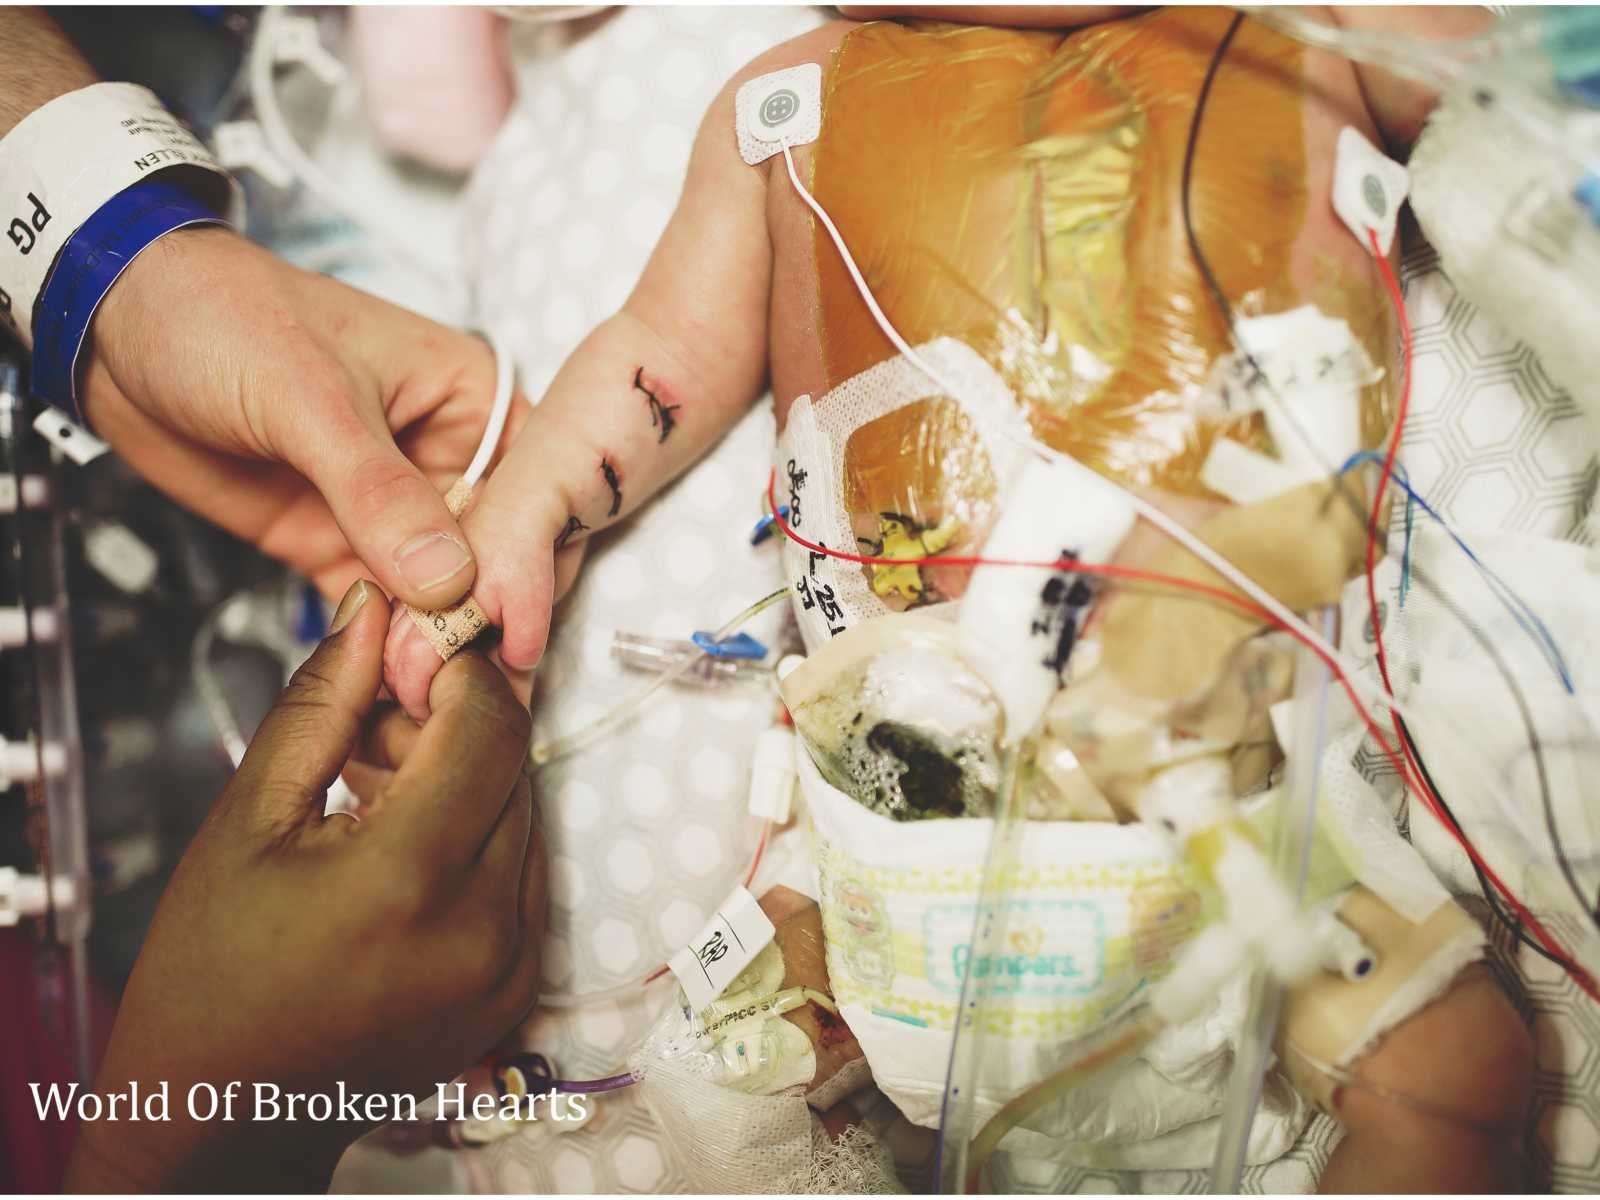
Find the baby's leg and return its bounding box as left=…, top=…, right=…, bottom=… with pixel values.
left=1318, top=967, right=1532, bottom=1192
left=1281, top=889, right=1533, bottom=1193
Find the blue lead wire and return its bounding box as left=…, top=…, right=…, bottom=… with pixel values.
left=1339, top=449, right=1575, bottom=694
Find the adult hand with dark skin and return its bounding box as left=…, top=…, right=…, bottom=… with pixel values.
left=65, top=580, right=546, bottom=1193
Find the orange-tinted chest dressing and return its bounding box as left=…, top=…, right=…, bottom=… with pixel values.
left=810, top=9, right=1357, bottom=505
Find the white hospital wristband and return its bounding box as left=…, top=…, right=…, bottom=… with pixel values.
left=0, top=81, right=237, bottom=346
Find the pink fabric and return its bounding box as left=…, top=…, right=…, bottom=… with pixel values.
left=349, top=7, right=515, bottom=175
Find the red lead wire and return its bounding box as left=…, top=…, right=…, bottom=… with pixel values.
left=1359, top=232, right=1595, bottom=996
left=763, top=317, right=1597, bottom=999
left=763, top=469, right=1411, bottom=776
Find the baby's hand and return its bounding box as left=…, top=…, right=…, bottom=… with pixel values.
left=381, top=428, right=589, bottom=720
left=382, top=46, right=782, bottom=718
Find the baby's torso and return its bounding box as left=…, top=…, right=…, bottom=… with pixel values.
left=760, top=8, right=1394, bottom=605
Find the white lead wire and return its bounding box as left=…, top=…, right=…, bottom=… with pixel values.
left=462, top=330, right=515, bottom=487
left=776, top=139, right=1406, bottom=720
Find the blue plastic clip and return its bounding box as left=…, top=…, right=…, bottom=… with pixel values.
left=691, top=631, right=768, bottom=660
left=750, top=506, right=791, bottom=545
left=296, top=582, right=328, bottom=642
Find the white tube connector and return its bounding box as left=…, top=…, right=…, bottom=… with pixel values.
left=271, top=12, right=348, bottom=85
left=213, top=120, right=293, bottom=189
left=0, top=735, right=68, bottom=790
left=748, top=726, right=796, bottom=824
left=1313, top=906, right=1379, bottom=982
left=0, top=867, right=77, bottom=926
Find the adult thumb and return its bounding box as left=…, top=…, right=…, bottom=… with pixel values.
left=228, top=580, right=391, bottom=834
left=294, top=406, right=478, bottom=611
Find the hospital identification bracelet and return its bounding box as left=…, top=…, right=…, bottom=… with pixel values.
left=0, top=81, right=237, bottom=352
left=31, top=177, right=230, bottom=421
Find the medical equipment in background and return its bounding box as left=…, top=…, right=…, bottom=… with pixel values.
left=229, top=6, right=473, bottom=320
left=0, top=357, right=92, bottom=1086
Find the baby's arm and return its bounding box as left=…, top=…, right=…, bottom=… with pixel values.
left=384, top=68, right=774, bottom=719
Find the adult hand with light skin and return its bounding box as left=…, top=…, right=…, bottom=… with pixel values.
left=2, top=10, right=583, bottom=689
left=84, top=224, right=528, bottom=613
left=65, top=580, right=547, bottom=1193
left=82, top=225, right=586, bottom=704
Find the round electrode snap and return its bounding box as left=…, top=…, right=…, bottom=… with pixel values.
left=748, top=83, right=807, bottom=144
left=761, top=89, right=799, bottom=127
left=1362, top=173, right=1386, bottom=218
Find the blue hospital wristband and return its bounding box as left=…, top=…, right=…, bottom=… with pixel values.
left=30, top=176, right=230, bottom=425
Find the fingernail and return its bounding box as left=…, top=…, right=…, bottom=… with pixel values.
left=395, top=531, right=472, bottom=592
left=328, top=580, right=369, bottom=637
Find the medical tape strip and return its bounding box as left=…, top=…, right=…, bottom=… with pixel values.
left=668, top=884, right=776, bottom=1011
left=404, top=477, right=490, bottom=661
left=778, top=337, right=1031, bottom=652
left=0, top=82, right=239, bottom=345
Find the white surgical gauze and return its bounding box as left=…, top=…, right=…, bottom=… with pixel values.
left=957, top=456, right=1135, bottom=742
left=800, top=746, right=1305, bottom=1166
left=776, top=338, right=1032, bottom=651
left=629, top=998, right=900, bottom=1195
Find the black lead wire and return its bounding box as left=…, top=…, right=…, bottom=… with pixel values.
left=1180, top=12, right=1597, bottom=935
left=1399, top=715, right=1570, bottom=969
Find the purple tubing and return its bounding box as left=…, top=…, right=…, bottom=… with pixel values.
left=553, top=1072, right=638, bottom=1094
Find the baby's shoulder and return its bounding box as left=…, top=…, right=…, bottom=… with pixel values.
left=728, top=19, right=856, bottom=92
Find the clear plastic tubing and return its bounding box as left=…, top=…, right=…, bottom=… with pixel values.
left=530, top=587, right=790, bottom=768
left=611, top=631, right=772, bottom=687
left=1208, top=607, right=1335, bottom=1192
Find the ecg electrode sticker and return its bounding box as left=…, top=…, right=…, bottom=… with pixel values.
left=1332, top=125, right=1409, bottom=256
left=736, top=64, right=822, bottom=165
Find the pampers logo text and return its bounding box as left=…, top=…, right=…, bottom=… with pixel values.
left=925, top=900, right=1106, bottom=997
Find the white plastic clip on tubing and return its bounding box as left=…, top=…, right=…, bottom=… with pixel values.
left=0, top=734, right=67, bottom=790
left=0, top=867, right=77, bottom=926
left=748, top=726, right=796, bottom=823
left=0, top=606, right=58, bottom=648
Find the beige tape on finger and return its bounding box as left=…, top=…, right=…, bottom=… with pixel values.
left=405, top=477, right=489, bottom=661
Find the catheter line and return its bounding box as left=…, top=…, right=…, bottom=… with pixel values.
left=777, top=132, right=1597, bottom=1002
left=777, top=141, right=1404, bottom=726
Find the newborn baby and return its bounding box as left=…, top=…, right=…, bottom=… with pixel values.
left=384, top=6, right=1531, bottom=1188
left=383, top=3, right=1422, bottom=708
